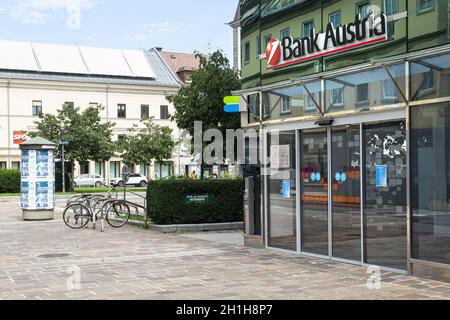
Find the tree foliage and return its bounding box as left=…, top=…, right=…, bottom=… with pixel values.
left=116, top=118, right=176, bottom=166
left=167, top=49, right=241, bottom=139
left=29, top=103, right=116, bottom=163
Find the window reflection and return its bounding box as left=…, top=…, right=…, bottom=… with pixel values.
left=412, top=103, right=450, bottom=265
left=325, top=64, right=405, bottom=112
left=410, top=54, right=450, bottom=101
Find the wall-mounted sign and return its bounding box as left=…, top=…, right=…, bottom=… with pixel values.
left=185, top=194, right=214, bottom=204
left=266, top=13, right=388, bottom=70
left=375, top=165, right=388, bottom=187
left=13, top=131, right=30, bottom=144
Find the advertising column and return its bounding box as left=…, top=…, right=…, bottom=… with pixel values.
left=19, top=137, right=56, bottom=221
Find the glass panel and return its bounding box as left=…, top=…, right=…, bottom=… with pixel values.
left=331, top=126, right=361, bottom=261
left=325, top=64, right=405, bottom=113
left=410, top=54, right=450, bottom=101
left=301, top=129, right=328, bottom=256
left=263, top=81, right=321, bottom=121
left=268, top=131, right=297, bottom=251
left=363, top=121, right=407, bottom=270
left=411, top=103, right=450, bottom=265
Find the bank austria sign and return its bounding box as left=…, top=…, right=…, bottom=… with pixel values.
left=266, top=13, right=388, bottom=70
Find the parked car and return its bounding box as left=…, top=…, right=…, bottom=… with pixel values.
left=111, top=174, right=148, bottom=187
left=73, top=174, right=105, bottom=188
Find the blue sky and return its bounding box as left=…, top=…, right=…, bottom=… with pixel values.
left=0, top=0, right=237, bottom=57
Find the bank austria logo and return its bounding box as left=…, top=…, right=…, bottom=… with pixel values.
left=266, top=12, right=388, bottom=70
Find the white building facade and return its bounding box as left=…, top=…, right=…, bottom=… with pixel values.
left=0, top=41, right=193, bottom=183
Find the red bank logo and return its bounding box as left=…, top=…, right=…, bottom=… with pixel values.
left=13, top=131, right=29, bottom=144
left=266, top=38, right=281, bottom=66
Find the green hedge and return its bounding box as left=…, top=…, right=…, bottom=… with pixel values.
left=0, top=168, right=71, bottom=194
left=0, top=170, right=21, bottom=193
left=147, top=179, right=244, bottom=225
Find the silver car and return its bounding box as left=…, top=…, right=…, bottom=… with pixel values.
left=73, top=174, right=105, bottom=188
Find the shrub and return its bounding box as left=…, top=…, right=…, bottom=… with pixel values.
left=147, top=178, right=244, bottom=225
left=0, top=170, right=20, bottom=193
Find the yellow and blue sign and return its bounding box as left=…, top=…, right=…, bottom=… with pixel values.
left=223, top=96, right=240, bottom=113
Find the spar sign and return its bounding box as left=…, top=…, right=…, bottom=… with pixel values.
left=13, top=131, right=30, bottom=144
left=266, top=13, right=388, bottom=70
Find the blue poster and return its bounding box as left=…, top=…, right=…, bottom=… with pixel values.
left=36, top=150, right=49, bottom=178
left=36, top=182, right=49, bottom=208
left=335, top=172, right=341, bottom=182
left=341, top=172, right=347, bottom=182
left=376, top=165, right=388, bottom=187
left=21, top=182, right=29, bottom=208
left=282, top=180, right=291, bottom=199
left=21, top=150, right=30, bottom=178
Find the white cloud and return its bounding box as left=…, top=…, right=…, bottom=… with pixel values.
left=6, top=0, right=97, bottom=28
left=128, top=22, right=179, bottom=41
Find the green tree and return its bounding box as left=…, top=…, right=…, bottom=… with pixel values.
left=117, top=118, right=176, bottom=178
left=166, top=50, right=241, bottom=173
left=29, top=103, right=116, bottom=177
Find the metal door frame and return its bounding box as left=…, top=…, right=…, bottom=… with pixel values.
left=265, top=109, right=408, bottom=273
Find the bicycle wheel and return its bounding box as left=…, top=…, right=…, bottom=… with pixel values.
left=63, top=203, right=91, bottom=229
left=105, top=201, right=130, bottom=228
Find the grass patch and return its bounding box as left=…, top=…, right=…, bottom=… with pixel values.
left=0, top=186, right=146, bottom=197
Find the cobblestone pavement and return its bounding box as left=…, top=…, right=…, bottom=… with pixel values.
left=1, top=198, right=450, bottom=300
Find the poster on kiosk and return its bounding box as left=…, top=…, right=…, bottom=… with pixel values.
left=20, top=142, right=56, bottom=212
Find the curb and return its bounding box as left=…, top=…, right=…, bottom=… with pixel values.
left=139, top=222, right=244, bottom=233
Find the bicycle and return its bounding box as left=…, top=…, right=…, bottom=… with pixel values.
left=63, top=199, right=131, bottom=229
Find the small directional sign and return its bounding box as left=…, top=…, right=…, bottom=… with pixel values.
left=223, top=96, right=240, bottom=113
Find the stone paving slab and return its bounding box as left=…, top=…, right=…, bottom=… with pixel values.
left=0, top=199, right=450, bottom=300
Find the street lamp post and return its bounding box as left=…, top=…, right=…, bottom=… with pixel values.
left=59, top=121, right=69, bottom=194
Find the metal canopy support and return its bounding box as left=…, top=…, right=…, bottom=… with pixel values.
left=263, top=94, right=282, bottom=121
left=240, top=94, right=262, bottom=122
left=302, top=82, right=323, bottom=116
left=382, top=64, right=408, bottom=103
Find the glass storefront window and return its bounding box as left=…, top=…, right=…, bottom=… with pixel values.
left=262, top=81, right=321, bottom=121
left=410, top=54, right=450, bottom=101
left=268, top=131, right=297, bottom=251
left=325, top=64, right=406, bottom=113
left=412, top=103, right=450, bottom=265
left=155, top=162, right=174, bottom=180
left=363, top=121, right=407, bottom=270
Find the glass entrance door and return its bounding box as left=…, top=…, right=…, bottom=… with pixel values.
left=331, top=125, right=362, bottom=262
left=296, top=121, right=407, bottom=269
left=300, top=129, right=329, bottom=256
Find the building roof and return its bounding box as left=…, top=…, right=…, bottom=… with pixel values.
left=159, top=51, right=201, bottom=82
left=0, top=41, right=180, bottom=88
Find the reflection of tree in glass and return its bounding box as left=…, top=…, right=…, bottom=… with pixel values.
left=366, top=122, right=406, bottom=159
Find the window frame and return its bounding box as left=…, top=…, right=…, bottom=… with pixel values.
left=329, top=88, right=344, bottom=107
left=280, top=27, right=290, bottom=39
left=382, top=79, right=399, bottom=100
left=141, top=104, right=150, bottom=120
left=328, top=10, right=341, bottom=28
left=280, top=96, right=292, bottom=115
left=418, top=69, right=437, bottom=96
left=160, top=105, right=170, bottom=120
left=244, top=41, right=251, bottom=65
left=356, top=83, right=370, bottom=105
left=417, top=0, right=434, bottom=14
left=256, top=35, right=261, bottom=58
left=356, top=1, right=371, bottom=19
left=89, top=102, right=99, bottom=109
left=32, top=100, right=42, bottom=117
left=117, top=104, right=127, bottom=119
left=302, top=20, right=315, bottom=37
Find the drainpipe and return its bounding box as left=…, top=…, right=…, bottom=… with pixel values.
left=7, top=79, right=11, bottom=169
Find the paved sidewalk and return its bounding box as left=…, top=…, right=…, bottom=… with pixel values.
left=0, top=199, right=450, bottom=300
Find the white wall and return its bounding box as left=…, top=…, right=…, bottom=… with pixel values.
left=0, top=78, right=193, bottom=181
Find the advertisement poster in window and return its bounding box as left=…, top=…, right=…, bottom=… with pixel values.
left=376, top=165, right=388, bottom=187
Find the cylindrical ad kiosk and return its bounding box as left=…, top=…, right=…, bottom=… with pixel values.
left=19, top=137, right=57, bottom=221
